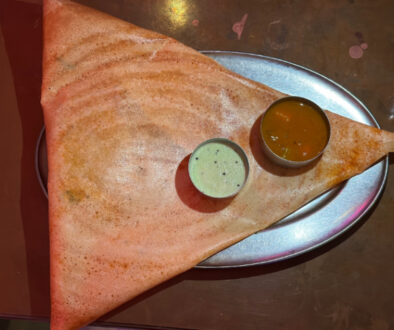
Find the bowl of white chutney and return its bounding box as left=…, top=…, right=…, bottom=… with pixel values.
left=188, top=138, right=250, bottom=198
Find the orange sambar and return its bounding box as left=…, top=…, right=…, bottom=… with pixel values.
left=261, top=99, right=329, bottom=162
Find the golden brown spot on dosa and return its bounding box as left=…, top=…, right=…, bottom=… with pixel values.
left=65, top=189, right=86, bottom=203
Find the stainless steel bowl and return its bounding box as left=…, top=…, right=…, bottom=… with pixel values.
left=260, top=96, right=331, bottom=168
left=188, top=138, right=250, bottom=198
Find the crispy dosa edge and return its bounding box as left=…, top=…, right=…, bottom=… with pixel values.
left=41, top=0, right=394, bottom=329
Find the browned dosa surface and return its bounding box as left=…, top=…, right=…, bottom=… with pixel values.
left=41, top=0, right=394, bottom=329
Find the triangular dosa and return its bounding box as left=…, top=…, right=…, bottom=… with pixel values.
left=41, top=0, right=394, bottom=329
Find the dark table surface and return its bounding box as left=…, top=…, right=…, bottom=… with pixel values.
left=1, top=0, right=393, bottom=329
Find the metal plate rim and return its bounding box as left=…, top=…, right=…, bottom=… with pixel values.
left=202, top=50, right=381, bottom=129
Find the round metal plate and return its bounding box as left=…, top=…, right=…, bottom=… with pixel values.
left=35, top=52, right=388, bottom=268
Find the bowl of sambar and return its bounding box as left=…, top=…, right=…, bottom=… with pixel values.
left=260, top=96, right=330, bottom=168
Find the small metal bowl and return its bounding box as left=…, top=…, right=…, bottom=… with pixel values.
left=260, top=96, right=331, bottom=168
left=188, top=138, right=249, bottom=198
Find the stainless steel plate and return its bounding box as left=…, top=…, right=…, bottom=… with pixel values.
left=36, top=52, right=388, bottom=268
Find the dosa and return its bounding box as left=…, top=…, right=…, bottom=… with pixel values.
left=41, top=0, right=394, bottom=329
